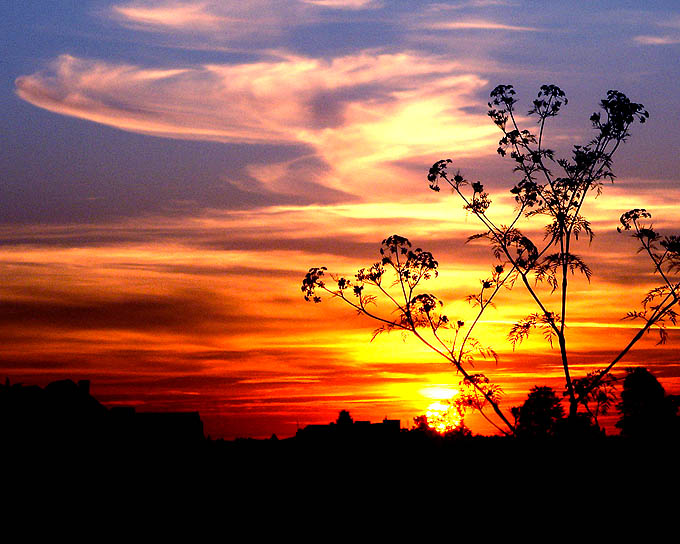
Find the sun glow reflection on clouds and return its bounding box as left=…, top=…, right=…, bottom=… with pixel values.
left=423, top=20, right=542, bottom=32
left=5, top=0, right=680, bottom=439
left=301, top=0, right=380, bottom=8
left=112, top=2, right=233, bottom=30
left=15, top=52, right=498, bottom=201
left=420, top=385, right=459, bottom=400
left=15, top=53, right=487, bottom=140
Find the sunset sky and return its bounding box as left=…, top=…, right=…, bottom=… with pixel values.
left=2, top=0, right=680, bottom=439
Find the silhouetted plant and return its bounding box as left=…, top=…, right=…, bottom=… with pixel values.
left=569, top=370, right=618, bottom=430
left=427, top=84, right=680, bottom=427
left=302, top=235, right=513, bottom=434
left=304, top=85, right=679, bottom=437
left=412, top=414, right=430, bottom=431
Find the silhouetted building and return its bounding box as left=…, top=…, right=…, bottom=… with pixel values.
left=381, top=418, right=400, bottom=430
left=1, top=378, right=205, bottom=448
left=295, top=411, right=401, bottom=443
left=1, top=378, right=109, bottom=444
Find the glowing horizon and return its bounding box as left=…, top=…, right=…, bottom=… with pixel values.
left=3, top=0, right=680, bottom=439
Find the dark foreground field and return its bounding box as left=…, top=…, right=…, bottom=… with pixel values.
left=4, top=432, right=678, bottom=527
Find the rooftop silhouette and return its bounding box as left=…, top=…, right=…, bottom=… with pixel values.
left=295, top=410, right=401, bottom=443
left=1, top=377, right=204, bottom=449
left=2, top=373, right=678, bottom=462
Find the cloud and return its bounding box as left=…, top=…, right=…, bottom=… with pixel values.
left=16, top=52, right=464, bottom=144
left=106, top=0, right=314, bottom=45
left=633, top=14, right=680, bottom=45
left=423, top=19, right=541, bottom=32
left=15, top=52, right=497, bottom=200
left=300, top=0, right=380, bottom=9
left=659, top=17, right=680, bottom=30
left=634, top=35, right=680, bottom=45
left=0, top=292, right=229, bottom=334
left=426, top=1, right=515, bottom=9
left=111, top=1, right=232, bottom=30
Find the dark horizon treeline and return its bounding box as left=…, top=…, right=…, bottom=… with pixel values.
left=508, top=366, right=679, bottom=440
left=1, top=367, right=678, bottom=452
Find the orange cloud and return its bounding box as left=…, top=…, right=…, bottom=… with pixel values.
left=2, top=191, right=678, bottom=439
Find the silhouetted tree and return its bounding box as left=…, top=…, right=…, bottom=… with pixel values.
left=411, top=414, right=438, bottom=439
left=512, top=386, right=564, bottom=439
left=616, top=367, right=679, bottom=438
left=303, top=84, right=679, bottom=437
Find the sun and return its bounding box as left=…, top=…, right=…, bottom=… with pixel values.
left=425, top=400, right=463, bottom=434
left=418, top=385, right=463, bottom=434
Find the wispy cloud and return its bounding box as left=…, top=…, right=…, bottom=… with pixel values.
left=107, top=0, right=324, bottom=44
left=633, top=14, right=680, bottom=45
left=423, top=19, right=541, bottom=32
left=15, top=52, right=497, bottom=199
left=634, top=35, right=680, bottom=45
left=105, top=0, right=314, bottom=49
left=658, top=16, right=680, bottom=30
left=300, top=0, right=380, bottom=9
left=112, top=1, right=233, bottom=30
left=425, top=1, right=515, bottom=11
left=17, top=52, right=461, bottom=144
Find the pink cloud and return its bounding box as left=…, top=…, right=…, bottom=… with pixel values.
left=424, top=20, right=542, bottom=32
left=15, top=52, right=497, bottom=200
left=300, top=0, right=380, bottom=8
left=634, top=35, right=680, bottom=45
left=107, top=0, right=314, bottom=44
left=112, top=1, right=233, bottom=30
